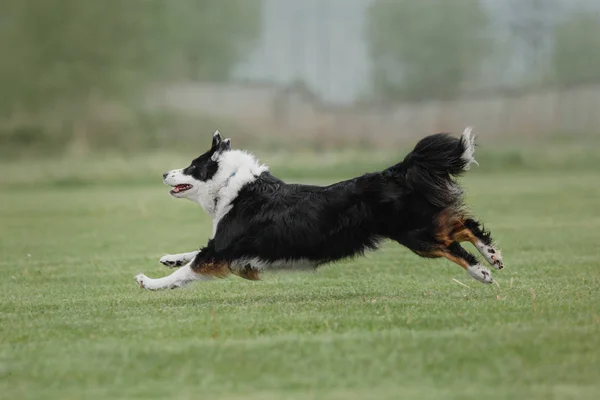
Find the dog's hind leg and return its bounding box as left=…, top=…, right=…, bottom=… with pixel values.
left=435, top=209, right=503, bottom=271
left=159, top=250, right=200, bottom=268
left=445, top=242, right=493, bottom=284
left=415, top=242, right=493, bottom=284
left=450, top=218, right=503, bottom=270
left=394, top=231, right=490, bottom=284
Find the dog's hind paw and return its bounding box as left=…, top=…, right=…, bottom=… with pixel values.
left=489, top=251, right=504, bottom=270
left=159, top=254, right=185, bottom=268
left=467, top=264, right=493, bottom=284
left=476, top=243, right=504, bottom=270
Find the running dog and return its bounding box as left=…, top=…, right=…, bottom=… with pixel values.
left=135, top=128, right=503, bottom=290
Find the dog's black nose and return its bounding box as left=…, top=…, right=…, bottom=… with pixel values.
left=162, top=172, right=169, bottom=179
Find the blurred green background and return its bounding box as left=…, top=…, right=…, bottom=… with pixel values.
left=1, top=0, right=599, bottom=168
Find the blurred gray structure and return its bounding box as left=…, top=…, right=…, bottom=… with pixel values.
left=233, top=0, right=373, bottom=104
left=152, top=0, right=600, bottom=140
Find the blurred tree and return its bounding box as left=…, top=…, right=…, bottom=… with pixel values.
left=166, top=1, right=261, bottom=82
left=552, top=12, right=600, bottom=87
left=366, top=0, right=490, bottom=102
left=0, top=0, right=261, bottom=116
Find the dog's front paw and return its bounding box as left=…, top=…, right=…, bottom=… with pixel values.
left=467, top=264, right=493, bottom=284
left=159, top=254, right=185, bottom=268
left=135, top=273, right=150, bottom=289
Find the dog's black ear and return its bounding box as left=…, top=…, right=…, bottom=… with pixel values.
left=215, top=139, right=231, bottom=153
left=211, top=130, right=222, bottom=148
left=221, top=138, right=231, bottom=151
left=211, top=138, right=232, bottom=161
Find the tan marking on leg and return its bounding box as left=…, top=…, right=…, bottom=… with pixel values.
left=232, top=265, right=261, bottom=281
left=418, top=248, right=470, bottom=271
left=434, top=210, right=454, bottom=246
left=435, top=209, right=479, bottom=245
left=451, top=225, right=478, bottom=244
left=439, top=251, right=470, bottom=270
left=192, top=261, right=231, bottom=279
left=415, top=249, right=444, bottom=259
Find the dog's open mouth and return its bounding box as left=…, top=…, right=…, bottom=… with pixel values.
left=170, top=184, right=193, bottom=194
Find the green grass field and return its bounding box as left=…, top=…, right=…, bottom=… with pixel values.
left=1, top=151, right=600, bottom=399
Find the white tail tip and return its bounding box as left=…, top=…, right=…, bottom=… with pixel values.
left=461, top=126, right=479, bottom=170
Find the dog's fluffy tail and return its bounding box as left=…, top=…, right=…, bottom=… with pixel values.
left=390, top=127, right=478, bottom=207
left=403, top=126, right=478, bottom=176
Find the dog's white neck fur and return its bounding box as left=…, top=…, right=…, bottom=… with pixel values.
left=194, top=150, right=268, bottom=237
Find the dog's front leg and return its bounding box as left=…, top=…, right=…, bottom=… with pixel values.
left=159, top=250, right=200, bottom=268
left=136, top=260, right=211, bottom=290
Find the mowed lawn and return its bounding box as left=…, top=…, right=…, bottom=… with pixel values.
left=1, top=170, right=599, bottom=399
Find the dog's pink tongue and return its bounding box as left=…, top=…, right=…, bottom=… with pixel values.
left=173, top=185, right=187, bottom=193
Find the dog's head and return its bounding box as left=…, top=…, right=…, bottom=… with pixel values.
left=162, top=130, right=267, bottom=216
left=162, top=130, right=231, bottom=202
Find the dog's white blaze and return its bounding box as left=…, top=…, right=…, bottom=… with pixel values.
left=163, top=167, right=209, bottom=201
left=461, top=126, right=479, bottom=170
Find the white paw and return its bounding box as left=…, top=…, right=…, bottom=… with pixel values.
left=135, top=272, right=186, bottom=290
left=488, top=248, right=504, bottom=270
left=136, top=273, right=162, bottom=290
left=159, top=254, right=185, bottom=268
left=135, top=273, right=149, bottom=289
left=467, top=264, right=493, bottom=284
left=477, top=244, right=504, bottom=270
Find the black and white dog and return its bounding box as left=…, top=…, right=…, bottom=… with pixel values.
left=135, top=128, right=503, bottom=290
